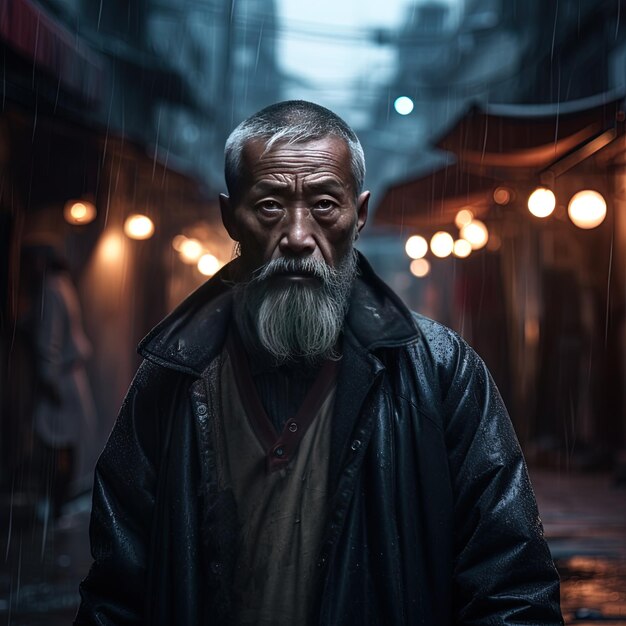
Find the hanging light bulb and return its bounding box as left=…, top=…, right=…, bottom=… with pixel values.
left=568, top=190, right=607, bottom=229
left=493, top=187, right=511, bottom=205
left=453, top=239, right=472, bottom=258
left=430, top=232, right=454, bottom=258
left=405, top=235, right=428, bottom=259
left=64, top=200, right=97, bottom=225
left=460, top=220, right=488, bottom=249
left=179, top=238, right=204, bottom=264
left=410, top=259, right=430, bottom=277
left=197, top=253, right=220, bottom=276
left=454, top=209, right=474, bottom=229
left=527, top=187, right=555, bottom=218
left=172, top=234, right=187, bottom=251
left=124, top=214, right=154, bottom=240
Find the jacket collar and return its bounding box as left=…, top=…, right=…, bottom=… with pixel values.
left=138, top=252, right=420, bottom=377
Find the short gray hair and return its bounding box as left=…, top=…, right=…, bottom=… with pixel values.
left=224, top=100, right=366, bottom=199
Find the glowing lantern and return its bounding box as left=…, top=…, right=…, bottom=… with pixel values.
left=460, top=220, right=488, bottom=250
left=430, top=232, right=454, bottom=258
left=453, top=239, right=472, bottom=258
left=124, top=214, right=154, bottom=240
left=197, top=254, right=220, bottom=277
left=405, top=235, right=428, bottom=259
left=410, top=259, right=430, bottom=277
left=64, top=201, right=97, bottom=225
left=454, top=209, right=474, bottom=229
left=527, top=187, right=555, bottom=218
left=179, top=238, right=203, bottom=264
left=567, top=190, right=607, bottom=229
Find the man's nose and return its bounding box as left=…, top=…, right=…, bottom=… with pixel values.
left=278, top=209, right=317, bottom=257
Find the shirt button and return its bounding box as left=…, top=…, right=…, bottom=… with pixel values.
left=351, top=439, right=362, bottom=451
left=274, top=446, right=285, bottom=457
left=288, top=422, right=298, bottom=433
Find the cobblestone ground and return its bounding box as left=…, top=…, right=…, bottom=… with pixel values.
left=0, top=470, right=624, bottom=625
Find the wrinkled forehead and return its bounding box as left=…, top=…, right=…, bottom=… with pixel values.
left=238, top=136, right=354, bottom=190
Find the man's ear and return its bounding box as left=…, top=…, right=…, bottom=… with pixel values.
left=356, top=191, right=370, bottom=236
left=219, top=193, right=239, bottom=241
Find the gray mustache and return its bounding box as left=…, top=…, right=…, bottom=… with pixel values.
left=252, top=257, right=333, bottom=283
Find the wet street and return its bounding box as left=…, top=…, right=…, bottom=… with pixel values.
left=0, top=468, right=624, bottom=625
left=534, top=470, right=626, bottom=625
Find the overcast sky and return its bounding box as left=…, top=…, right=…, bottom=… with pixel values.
left=276, top=0, right=410, bottom=123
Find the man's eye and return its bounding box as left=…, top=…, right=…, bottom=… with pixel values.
left=314, top=199, right=336, bottom=211
left=257, top=201, right=282, bottom=215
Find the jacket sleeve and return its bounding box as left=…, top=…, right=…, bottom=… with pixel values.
left=441, top=331, right=563, bottom=625
left=74, top=361, right=164, bottom=625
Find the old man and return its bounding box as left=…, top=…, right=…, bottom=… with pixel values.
left=76, top=101, right=563, bottom=625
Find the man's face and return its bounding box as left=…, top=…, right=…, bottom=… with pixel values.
left=220, top=136, right=369, bottom=278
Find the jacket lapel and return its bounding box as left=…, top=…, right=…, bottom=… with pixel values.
left=329, top=329, right=383, bottom=488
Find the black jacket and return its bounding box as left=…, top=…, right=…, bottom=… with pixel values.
left=75, top=255, right=563, bottom=625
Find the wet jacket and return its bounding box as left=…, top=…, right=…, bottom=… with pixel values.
left=75, top=254, right=563, bottom=625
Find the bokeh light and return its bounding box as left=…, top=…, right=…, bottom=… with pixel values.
left=394, top=96, right=414, bottom=115
left=430, top=231, right=454, bottom=258
left=172, top=234, right=187, bottom=251
left=405, top=235, right=428, bottom=259
left=124, top=214, right=155, bottom=240
left=568, top=190, right=607, bottom=229
left=453, top=239, right=472, bottom=258
left=96, top=230, right=125, bottom=264
left=179, top=238, right=204, bottom=263
left=527, top=187, right=556, bottom=218
left=197, top=253, right=220, bottom=276
left=454, top=209, right=474, bottom=228
left=493, top=187, right=511, bottom=205
left=460, top=220, right=488, bottom=249
left=64, top=200, right=97, bottom=225
left=410, top=258, right=430, bottom=277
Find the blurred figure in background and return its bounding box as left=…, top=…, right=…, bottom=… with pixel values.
left=19, top=240, right=96, bottom=521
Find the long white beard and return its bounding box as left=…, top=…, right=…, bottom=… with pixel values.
left=237, top=250, right=358, bottom=363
